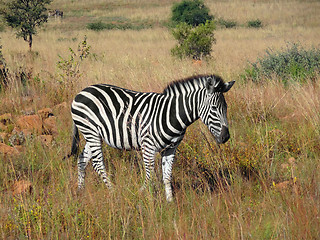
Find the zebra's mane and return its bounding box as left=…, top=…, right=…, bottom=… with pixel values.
left=162, top=74, right=225, bottom=95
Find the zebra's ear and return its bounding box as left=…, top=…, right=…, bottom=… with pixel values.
left=221, top=80, right=235, bottom=93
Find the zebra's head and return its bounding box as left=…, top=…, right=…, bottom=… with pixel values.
left=199, top=75, right=235, bottom=144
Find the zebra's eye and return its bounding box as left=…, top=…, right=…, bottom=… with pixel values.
left=211, top=105, right=217, bottom=111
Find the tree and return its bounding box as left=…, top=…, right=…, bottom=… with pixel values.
left=171, top=0, right=213, bottom=27
left=2, top=0, right=52, bottom=50
left=171, top=20, right=216, bottom=60
left=170, top=0, right=216, bottom=60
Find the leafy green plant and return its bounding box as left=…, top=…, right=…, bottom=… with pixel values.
left=247, top=19, right=262, bottom=28
left=87, top=19, right=153, bottom=31
left=104, top=22, right=152, bottom=31
left=218, top=18, right=237, bottom=29
left=87, top=21, right=107, bottom=31
left=242, top=43, right=320, bottom=83
left=171, top=0, right=213, bottom=27
left=171, top=20, right=216, bottom=60
left=0, top=22, right=5, bottom=32
left=57, top=36, right=90, bottom=79
left=56, top=36, right=90, bottom=99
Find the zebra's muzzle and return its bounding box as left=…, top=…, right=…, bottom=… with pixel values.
left=217, top=125, right=230, bottom=144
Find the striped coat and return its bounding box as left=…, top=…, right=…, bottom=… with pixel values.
left=70, top=74, right=235, bottom=201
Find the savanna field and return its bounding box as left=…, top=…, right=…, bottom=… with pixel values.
left=0, top=0, right=320, bottom=239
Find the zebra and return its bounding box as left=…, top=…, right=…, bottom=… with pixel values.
left=48, top=9, right=63, bottom=19
left=69, top=74, right=235, bottom=202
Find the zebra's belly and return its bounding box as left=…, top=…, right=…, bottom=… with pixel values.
left=100, top=121, right=143, bottom=151
left=102, top=137, right=141, bottom=151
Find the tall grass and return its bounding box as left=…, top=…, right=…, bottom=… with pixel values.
left=1, top=0, right=320, bottom=239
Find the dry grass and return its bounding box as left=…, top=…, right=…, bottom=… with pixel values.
left=1, top=0, right=320, bottom=239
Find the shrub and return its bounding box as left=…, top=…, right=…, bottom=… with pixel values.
left=242, top=43, right=320, bottom=84
left=171, top=20, right=216, bottom=60
left=56, top=36, right=91, bottom=99
left=171, top=0, right=213, bottom=27
left=218, top=18, right=237, bottom=29
left=87, top=20, right=153, bottom=31
left=104, top=22, right=152, bottom=31
left=0, top=23, right=5, bottom=32
left=247, top=19, right=262, bottom=28
left=87, top=21, right=107, bottom=31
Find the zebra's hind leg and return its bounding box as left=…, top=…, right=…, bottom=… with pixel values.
left=140, top=143, right=156, bottom=191
left=89, top=141, right=113, bottom=189
left=78, top=143, right=92, bottom=190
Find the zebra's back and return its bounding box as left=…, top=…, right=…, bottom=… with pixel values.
left=71, top=84, right=162, bottom=150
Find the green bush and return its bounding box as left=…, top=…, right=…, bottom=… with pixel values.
left=242, top=43, right=320, bottom=83
left=0, top=23, right=5, bottom=32
left=104, top=22, right=152, bottom=31
left=56, top=36, right=91, bottom=100
left=171, top=0, right=213, bottom=27
left=171, top=20, right=216, bottom=60
left=218, top=18, right=237, bottom=29
left=87, top=21, right=108, bottom=31
left=87, top=20, right=153, bottom=31
left=247, top=19, right=262, bottom=28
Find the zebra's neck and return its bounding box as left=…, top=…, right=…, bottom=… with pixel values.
left=162, top=76, right=206, bottom=128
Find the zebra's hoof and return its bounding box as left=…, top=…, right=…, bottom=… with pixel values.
left=76, top=185, right=85, bottom=196
left=167, top=198, right=173, bottom=202
left=107, top=185, right=114, bottom=192
left=166, top=195, right=173, bottom=202
left=78, top=185, right=85, bottom=191
left=139, top=186, right=146, bottom=193
left=166, top=196, right=173, bottom=202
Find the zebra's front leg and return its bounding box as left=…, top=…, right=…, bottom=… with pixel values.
left=161, top=147, right=178, bottom=202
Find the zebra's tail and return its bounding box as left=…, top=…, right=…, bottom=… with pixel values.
left=71, top=123, right=80, bottom=156
left=64, top=123, right=80, bottom=160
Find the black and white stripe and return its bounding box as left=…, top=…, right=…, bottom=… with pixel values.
left=70, top=74, right=235, bottom=202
